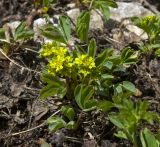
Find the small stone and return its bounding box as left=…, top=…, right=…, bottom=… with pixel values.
left=122, top=19, right=148, bottom=40
left=67, top=9, right=104, bottom=31
left=110, top=2, right=154, bottom=22
left=67, top=3, right=76, bottom=9
left=90, top=10, right=104, bottom=31
left=66, top=8, right=80, bottom=24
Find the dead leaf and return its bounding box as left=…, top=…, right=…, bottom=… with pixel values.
left=37, top=138, right=52, bottom=147
left=10, top=83, right=25, bottom=97
left=134, top=88, right=142, bottom=97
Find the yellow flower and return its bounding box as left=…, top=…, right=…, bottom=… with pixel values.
left=75, top=54, right=95, bottom=76
left=40, top=42, right=76, bottom=76
left=40, top=6, right=49, bottom=13
left=40, top=42, right=68, bottom=58
left=143, top=15, right=157, bottom=25
left=48, top=57, right=64, bottom=73
left=40, top=42, right=55, bottom=57
left=86, top=57, right=95, bottom=69
left=75, top=55, right=95, bottom=68
left=79, top=69, right=89, bottom=75
left=144, top=16, right=156, bottom=21
left=41, top=42, right=96, bottom=77
left=65, top=56, right=73, bottom=67
left=53, top=47, right=67, bottom=57
left=47, top=54, right=73, bottom=76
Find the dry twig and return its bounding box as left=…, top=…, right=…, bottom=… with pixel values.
left=0, top=48, right=41, bottom=74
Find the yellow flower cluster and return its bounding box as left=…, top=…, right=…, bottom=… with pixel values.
left=143, top=15, right=157, bottom=24
left=75, top=54, right=95, bottom=76
left=47, top=47, right=73, bottom=75
left=40, top=42, right=96, bottom=76
left=52, top=47, right=67, bottom=57
left=40, top=42, right=56, bottom=57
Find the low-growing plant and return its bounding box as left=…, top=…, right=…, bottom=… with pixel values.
left=0, top=21, right=34, bottom=54
left=39, top=7, right=138, bottom=132
left=108, top=94, right=160, bottom=147
left=132, top=15, right=160, bottom=57
left=0, top=21, right=34, bottom=42
left=13, top=21, right=34, bottom=41
left=34, top=1, right=160, bottom=146
left=48, top=106, right=76, bottom=132
left=39, top=41, right=137, bottom=105
left=0, top=0, right=159, bottom=146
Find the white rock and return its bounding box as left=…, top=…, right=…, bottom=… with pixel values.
left=90, top=10, right=104, bottom=31
left=66, top=8, right=80, bottom=24
left=67, top=3, right=76, bottom=9
left=54, top=15, right=60, bottom=20
left=123, top=19, right=148, bottom=40
left=67, top=9, right=104, bottom=31
left=110, top=2, right=154, bottom=22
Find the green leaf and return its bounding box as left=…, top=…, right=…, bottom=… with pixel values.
left=83, top=100, right=97, bottom=112
left=156, top=130, right=160, bottom=143
left=14, top=21, right=34, bottom=41
left=97, top=100, right=114, bottom=111
left=61, top=106, right=75, bottom=121
left=95, top=49, right=112, bottom=66
left=103, top=0, right=118, bottom=8
left=59, top=16, right=71, bottom=41
left=93, top=0, right=117, bottom=20
left=40, top=83, right=60, bottom=99
left=66, top=121, right=76, bottom=129
left=141, top=129, right=147, bottom=147
left=114, top=84, right=123, bottom=94
left=40, top=75, right=67, bottom=99
left=66, top=108, right=75, bottom=121
left=140, top=128, right=158, bottom=147
left=76, top=11, right=90, bottom=42
left=101, top=74, right=114, bottom=80
left=100, top=4, right=110, bottom=20
left=122, top=81, right=136, bottom=93
left=121, top=48, right=138, bottom=64
left=43, top=0, right=51, bottom=7
left=87, top=39, right=97, bottom=57
left=74, top=84, right=94, bottom=109
left=41, top=73, right=60, bottom=83
left=47, top=116, right=66, bottom=132
left=41, top=24, right=66, bottom=43
left=74, top=84, right=96, bottom=110
left=113, top=65, right=126, bottom=72
left=109, top=115, right=125, bottom=129
left=94, top=0, right=118, bottom=8
left=103, top=61, right=113, bottom=70
left=15, top=21, right=26, bottom=35
left=115, top=131, right=128, bottom=140
left=74, top=85, right=83, bottom=109
left=76, top=45, right=86, bottom=54
left=15, top=30, right=34, bottom=41
left=121, top=47, right=132, bottom=60
left=0, top=28, right=5, bottom=39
